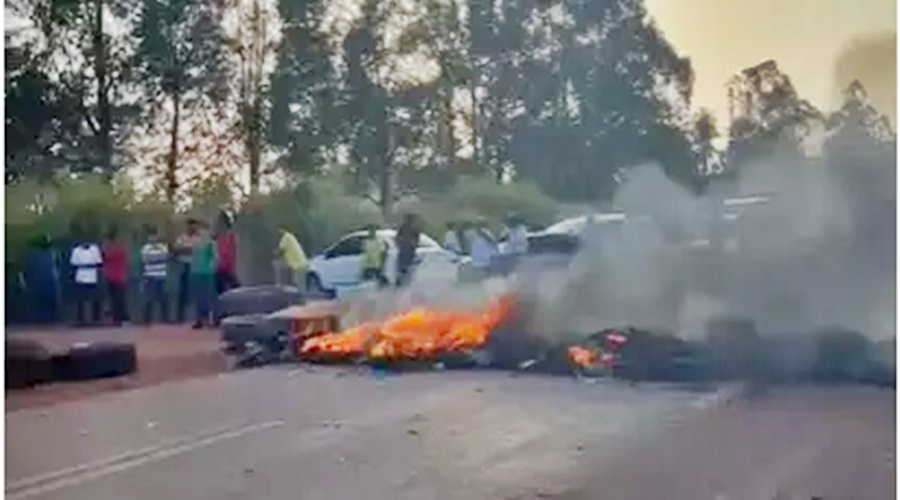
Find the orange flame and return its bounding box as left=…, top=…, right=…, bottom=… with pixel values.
left=300, top=294, right=516, bottom=361
left=567, top=346, right=597, bottom=368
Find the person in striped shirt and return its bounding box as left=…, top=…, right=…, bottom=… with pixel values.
left=140, top=225, right=169, bottom=324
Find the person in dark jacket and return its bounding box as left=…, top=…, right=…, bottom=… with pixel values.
left=395, top=213, right=420, bottom=287
left=25, top=235, right=59, bottom=324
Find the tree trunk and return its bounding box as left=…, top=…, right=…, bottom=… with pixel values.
left=379, top=133, right=393, bottom=220
left=469, top=70, right=479, bottom=169
left=94, top=0, right=112, bottom=176
left=248, top=98, right=261, bottom=194
left=442, top=85, right=458, bottom=174
left=166, top=92, right=181, bottom=204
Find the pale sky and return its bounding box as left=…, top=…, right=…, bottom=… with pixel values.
left=646, top=0, right=897, bottom=127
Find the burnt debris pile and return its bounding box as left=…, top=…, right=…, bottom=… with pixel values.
left=297, top=311, right=894, bottom=388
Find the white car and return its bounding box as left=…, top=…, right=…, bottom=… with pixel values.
left=306, top=229, right=462, bottom=292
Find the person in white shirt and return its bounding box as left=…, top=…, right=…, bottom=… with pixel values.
left=465, top=220, right=497, bottom=279
left=443, top=222, right=462, bottom=255
left=504, top=214, right=529, bottom=256
left=69, top=238, right=103, bottom=325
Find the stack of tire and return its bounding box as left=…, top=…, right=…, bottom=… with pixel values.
left=7, top=339, right=137, bottom=390
left=218, top=285, right=305, bottom=367
left=611, top=328, right=711, bottom=382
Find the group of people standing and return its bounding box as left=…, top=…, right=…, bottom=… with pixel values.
left=355, top=213, right=530, bottom=288
left=442, top=215, right=529, bottom=278
left=25, top=211, right=240, bottom=329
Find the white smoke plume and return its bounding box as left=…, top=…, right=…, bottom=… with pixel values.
left=520, top=159, right=895, bottom=341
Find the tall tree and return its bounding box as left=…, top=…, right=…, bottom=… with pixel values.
left=693, top=108, right=719, bottom=175
left=268, top=0, right=337, bottom=175
left=725, top=60, right=823, bottom=168
left=225, top=0, right=282, bottom=193
left=5, top=0, right=136, bottom=180
left=483, top=0, right=697, bottom=200
left=824, top=80, right=895, bottom=225
left=342, top=4, right=394, bottom=215
left=134, top=0, right=229, bottom=202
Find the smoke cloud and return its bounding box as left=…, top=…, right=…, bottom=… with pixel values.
left=833, top=32, right=897, bottom=125
left=520, top=157, right=895, bottom=341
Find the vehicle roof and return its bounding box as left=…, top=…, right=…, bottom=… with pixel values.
left=343, top=229, right=397, bottom=239
left=536, top=213, right=627, bottom=236
left=341, top=229, right=439, bottom=245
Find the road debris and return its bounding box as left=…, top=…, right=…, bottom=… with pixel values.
left=518, top=359, right=537, bottom=370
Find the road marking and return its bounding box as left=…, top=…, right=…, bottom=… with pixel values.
left=6, top=423, right=238, bottom=492
left=6, top=420, right=285, bottom=499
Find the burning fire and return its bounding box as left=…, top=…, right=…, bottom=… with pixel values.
left=567, top=346, right=597, bottom=368
left=300, top=294, right=516, bottom=361
left=567, top=330, right=629, bottom=369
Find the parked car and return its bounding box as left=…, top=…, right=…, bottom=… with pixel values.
left=306, top=229, right=462, bottom=293
left=526, top=213, right=627, bottom=258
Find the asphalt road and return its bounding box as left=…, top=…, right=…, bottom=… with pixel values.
left=5, top=366, right=895, bottom=500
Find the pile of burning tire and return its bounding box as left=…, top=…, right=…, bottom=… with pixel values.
left=296, top=305, right=895, bottom=388
left=215, top=287, right=892, bottom=388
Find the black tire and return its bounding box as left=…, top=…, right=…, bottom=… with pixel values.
left=220, top=314, right=270, bottom=346
left=218, top=285, right=303, bottom=318
left=52, top=342, right=137, bottom=381
left=6, top=339, right=53, bottom=389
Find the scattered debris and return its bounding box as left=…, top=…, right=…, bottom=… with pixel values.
left=287, top=297, right=893, bottom=388
left=518, top=359, right=537, bottom=370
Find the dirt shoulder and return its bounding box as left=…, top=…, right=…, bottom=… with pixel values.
left=6, top=325, right=227, bottom=412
